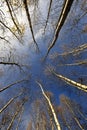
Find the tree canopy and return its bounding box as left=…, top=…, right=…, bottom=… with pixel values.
left=0, top=0, right=87, bottom=129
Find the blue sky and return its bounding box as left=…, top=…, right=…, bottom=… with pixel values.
left=0, top=0, right=87, bottom=129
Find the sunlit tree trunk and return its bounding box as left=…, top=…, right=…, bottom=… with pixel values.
left=0, top=92, right=23, bottom=113
left=7, top=100, right=26, bottom=130
left=52, top=70, right=87, bottom=92
left=45, top=0, right=74, bottom=59
left=36, top=81, right=61, bottom=130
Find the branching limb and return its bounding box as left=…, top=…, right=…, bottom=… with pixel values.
left=0, top=36, right=11, bottom=44
left=0, top=20, right=21, bottom=41
left=5, top=0, right=21, bottom=34
left=0, top=61, right=31, bottom=71
left=0, top=61, right=22, bottom=68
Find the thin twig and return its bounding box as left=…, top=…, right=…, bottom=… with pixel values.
left=5, top=0, right=21, bottom=34
left=0, top=20, right=21, bottom=42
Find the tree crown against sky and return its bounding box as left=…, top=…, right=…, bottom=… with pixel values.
left=0, top=0, right=87, bottom=129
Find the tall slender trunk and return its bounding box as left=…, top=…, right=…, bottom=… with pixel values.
left=45, top=0, right=74, bottom=59
left=44, top=0, right=53, bottom=34
left=64, top=98, right=84, bottom=130
left=15, top=107, right=24, bottom=130
left=0, top=92, right=23, bottom=113
left=23, top=0, right=39, bottom=52
left=52, top=70, right=87, bottom=92
left=0, top=78, right=28, bottom=92
left=36, top=81, right=61, bottom=130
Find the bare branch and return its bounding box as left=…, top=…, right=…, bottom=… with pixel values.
left=0, top=61, right=31, bottom=71
left=0, top=61, right=21, bottom=68
left=5, top=0, right=21, bottom=34
left=0, top=36, right=11, bottom=44
left=0, top=20, right=21, bottom=41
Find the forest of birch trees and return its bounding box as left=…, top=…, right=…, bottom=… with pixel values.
left=0, top=0, right=87, bottom=129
